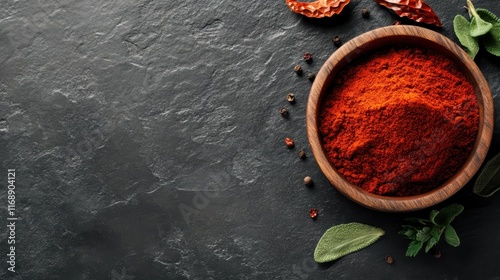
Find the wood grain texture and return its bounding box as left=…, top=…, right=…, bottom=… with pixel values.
left=306, top=25, right=494, bottom=212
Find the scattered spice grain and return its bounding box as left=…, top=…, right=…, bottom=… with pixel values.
left=309, top=208, right=318, bottom=219
left=285, top=137, right=295, bottom=148
left=361, top=8, right=370, bottom=18
left=432, top=249, right=442, bottom=259
left=280, top=107, right=289, bottom=118
left=298, top=149, right=306, bottom=159
left=307, top=72, right=316, bottom=82
left=304, top=176, right=313, bottom=187
left=333, top=35, right=342, bottom=47
left=304, top=52, right=312, bottom=62
left=385, top=255, right=394, bottom=264
left=294, top=64, right=303, bottom=75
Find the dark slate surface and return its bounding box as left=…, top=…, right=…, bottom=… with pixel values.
left=1, top=0, right=500, bottom=279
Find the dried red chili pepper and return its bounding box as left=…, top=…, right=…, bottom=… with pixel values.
left=373, top=0, right=442, bottom=27
left=286, top=0, right=351, bottom=18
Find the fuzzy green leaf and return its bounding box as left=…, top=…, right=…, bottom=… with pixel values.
left=444, top=225, right=460, bottom=247
left=472, top=8, right=500, bottom=56
left=467, top=0, right=493, bottom=37
left=433, top=204, right=464, bottom=226
left=482, top=32, right=500, bottom=56
left=476, top=8, right=500, bottom=24
left=473, top=152, right=500, bottom=197
left=453, top=15, right=480, bottom=58
left=483, top=23, right=500, bottom=56
left=406, top=240, right=423, bottom=257
left=470, top=15, right=493, bottom=37
left=314, top=223, right=384, bottom=263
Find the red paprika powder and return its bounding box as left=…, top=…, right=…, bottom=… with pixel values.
left=319, top=46, right=479, bottom=196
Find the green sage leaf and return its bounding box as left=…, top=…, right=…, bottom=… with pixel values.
left=444, top=225, right=460, bottom=247
left=398, top=225, right=418, bottom=239
left=483, top=27, right=500, bottom=56
left=314, top=223, right=384, bottom=263
left=470, top=15, right=493, bottom=37
left=425, top=226, right=443, bottom=253
left=473, top=152, right=500, bottom=197
left=404, top=217, right=430, bottom=225
left=425, top=236, right=439, bottom=253
left=433, top=204, right=464, bottom=226
left=405, top=240, right=423, bottom=257
left=467, top=0, right=493, bottom=37
left=453, top=15, right=480, bottom=59
left=476, top=8, right=500, bottom=23
left=415, top=227, right=432, bottom=242
left=476, top=9, right=500, bottom=57
left=481, top=31, right=500, bottom=57
left=429, top=210, right=439, bottom=225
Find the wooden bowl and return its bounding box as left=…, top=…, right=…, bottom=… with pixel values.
left=306, top=25, right=494, bottom=212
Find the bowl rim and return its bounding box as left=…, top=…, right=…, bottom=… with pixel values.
left=306, top=25, right=494, bottom=212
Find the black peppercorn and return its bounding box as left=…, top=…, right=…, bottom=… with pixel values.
left=361, top=8, right=370, bottom=18
left=298, top=149, right=306, bottom=159
left=293, top=64, right=303, bottom=75
left=303, top=52, right=312, bottom=63
left=332, top=36, right=342, bottom=47
left=432, top=249, right=441, bottom=259
left=385, top=255, right=394, bottom=264
left=307, top=72, right=316, bottom=82
left=280, top=107, right=289, bottom=118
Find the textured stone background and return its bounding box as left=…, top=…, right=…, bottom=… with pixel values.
left=1, top=0, right=499, bottom=279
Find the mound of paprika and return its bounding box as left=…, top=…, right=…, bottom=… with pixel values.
left=319, top=46, right=479, bottom=196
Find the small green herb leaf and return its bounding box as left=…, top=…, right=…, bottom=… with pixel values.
left=405, top=240, right=423, bottom=257
left=429, top=210, right=439, bottom=225
left=453, top=15, right=480, bottom=59
left=425, top=236, right=439, bottom=253
left=425, top=227, right=443, bottom=253
left=314, top=223, right=384, bottom=263
left=485, top=30, right=500, bottom=56
left=433, top=204, right=464, bottom=226
left=467, top=0, right=493, bottom=37
left=470, top=15, right=493, bottom=37
left=415, top=227, right=432, bottom=242
left=476, top=9, right=500, bottom=57
left=444, top=225, right=460, bottom=247
left=400, top=204, right=463, bottom=257
left=404, top=217, right=430, bottom=225
left=482, top=33, right=500, bottom=56
left=473, top=152, right=500, bottom=197
left=455, top=1, right=500, bottom=58
left=476, top=8, right=500, bottom=23
left=399, top=225, right=418, bottom=239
